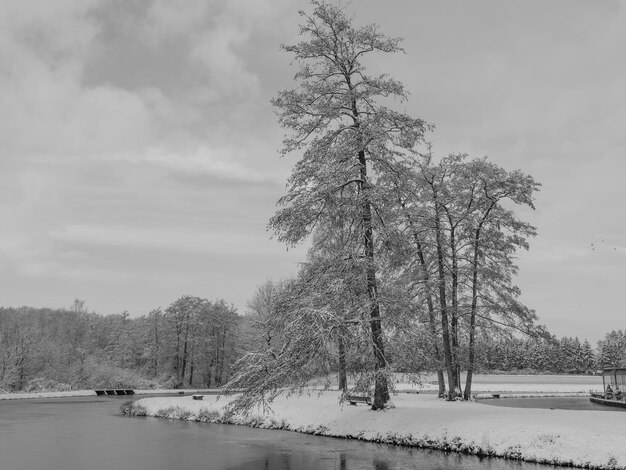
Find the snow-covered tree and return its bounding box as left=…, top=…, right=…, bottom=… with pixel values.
left=268, top=0, right=429, bottom=409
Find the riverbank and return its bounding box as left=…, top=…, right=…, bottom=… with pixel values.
left=132, top=390, right=625, bottom=470
left=0, top=388, right=216, bottom=401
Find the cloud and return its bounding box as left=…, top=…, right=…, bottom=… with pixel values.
left=138, top=0, right=296, bottom=101
left=0, top=0, right=168, bottom=160
left=141, top=0, right=209, bottom=40
left=188, top=26, right=260, bottom=100
left=0, top=0, right=101, bottom=60
left=50, top=224, right=270, bottom=254
left=110, top=145, right=281, bottom=184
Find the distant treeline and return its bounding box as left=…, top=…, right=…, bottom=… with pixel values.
left=472, top=336, right=596, bottom=374
left=1, top=296, right=624, bottom=393
left=0, top=297, right=258, bottom=392
left=440, top=331, right=625, bottom=375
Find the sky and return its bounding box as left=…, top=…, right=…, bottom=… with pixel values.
left=0, top=0, right=624, bottom=345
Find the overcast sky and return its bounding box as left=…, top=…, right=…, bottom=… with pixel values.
left=1, top=0, right=624, bottom=345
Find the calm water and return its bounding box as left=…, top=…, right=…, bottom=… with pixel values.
left=482, top=396, right=626, bottom=412
left=0, top=396, right=559, bottom=470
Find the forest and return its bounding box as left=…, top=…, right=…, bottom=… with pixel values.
left=1, top=296, right=623, bottom=394
left=0, top=297, right=245, bottom=392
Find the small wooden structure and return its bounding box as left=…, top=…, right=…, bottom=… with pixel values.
left=601, top=368, right=626, bottom=399
left=346, top=395, right=371, bottom=406
left=589, top=368, right=626, bottom=408
left=192, top=395, right=203, bottom=400
left=95, top=389, right=135, bottom=396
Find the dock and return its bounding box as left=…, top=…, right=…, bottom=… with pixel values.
left=95, top=389, right=135, bottom=396
left=589, top=396, right=626, bottom=409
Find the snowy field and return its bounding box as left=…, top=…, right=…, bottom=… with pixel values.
left=135, top=390, right=626, bottom=470
left=393, top=374, right=602, bottom=396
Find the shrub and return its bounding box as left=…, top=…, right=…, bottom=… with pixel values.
left=197, top=408, right=220, bottom=422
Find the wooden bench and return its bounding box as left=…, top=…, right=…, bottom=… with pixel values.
left=192, top=395, right=203, bottom=400
left=492, top=393, right=501, bottom=399
left=347, top=395, right=371, bottom=406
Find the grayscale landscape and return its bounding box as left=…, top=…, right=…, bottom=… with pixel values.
left=1, top=1, right=625, bottom=469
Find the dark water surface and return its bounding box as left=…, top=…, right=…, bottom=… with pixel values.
left=1, top=396, right=558, bottom=470
left=482, top=396, right=626, bottom=412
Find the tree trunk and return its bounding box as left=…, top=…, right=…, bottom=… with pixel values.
left=432, top=186, right=458, bottom=399
left=448, top=223, right=461, bottom=396
left=189, top=358, right=194, bottom=386
left=464, top=231, right=481, bottom=400
left=218, top=327, right=227, bottom=386
left=463, top=205, right=493, bottom=400
left=153, top=312, right=159, bottom=378
left=181, top=322, right=190, bottom=385
left=399, top=196, right=446, bottom=398
left=338, top=333, right=347, bottom=392
left=358, top=147, right=389, bottom=409
left=413, top=230, right=446, bottom=397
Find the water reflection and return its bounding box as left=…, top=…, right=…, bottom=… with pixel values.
left=226, top=447, right=545, bottom=470
left=373, top=459, right=390, bottom=470
left=0, top=397, right=562, bottom=470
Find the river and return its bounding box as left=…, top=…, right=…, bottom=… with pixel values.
left=0, top=395, right=559, bottom=470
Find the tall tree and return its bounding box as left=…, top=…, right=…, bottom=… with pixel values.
left=387, top=154, right=540, bottom=399
left=269, top=0, right=429, bottom=409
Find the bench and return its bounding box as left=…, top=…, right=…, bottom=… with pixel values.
left=192, top=395, right=203, bottom=400
left=347, top=395, right=371, bottom=406
left=492, top=394, right=501, bottom=399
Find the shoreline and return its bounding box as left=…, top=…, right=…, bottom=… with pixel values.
left=130, top=391, right=626, bottom=470
left=0, top=388, right=219, bottom=401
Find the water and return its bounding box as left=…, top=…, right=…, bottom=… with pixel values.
left=482, top=396, right=626, bottom=412
left=0, top=396, right=557, bottom=470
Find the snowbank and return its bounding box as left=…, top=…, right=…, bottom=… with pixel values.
left=0, top=388, right=216, bottom=401
left=134, top=392, right=626, bottom=470
left=0, top=390, right=97, bottom=400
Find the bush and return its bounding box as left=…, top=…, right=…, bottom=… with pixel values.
left=121, top=401, right=147, bottom=416
left=197, top=408, right=220, bottom=422
left=154, top=406, right=193, bottom=420
left=76, top=357, right=163, bottom=389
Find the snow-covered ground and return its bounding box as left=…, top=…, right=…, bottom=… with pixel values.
left=0, top=388, right=214, bottom=401
left=132, top=375, right=623, bottom=470
left=0, top=390, right=97, bottom=400
left=392, top=373, right=602, bottom=395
